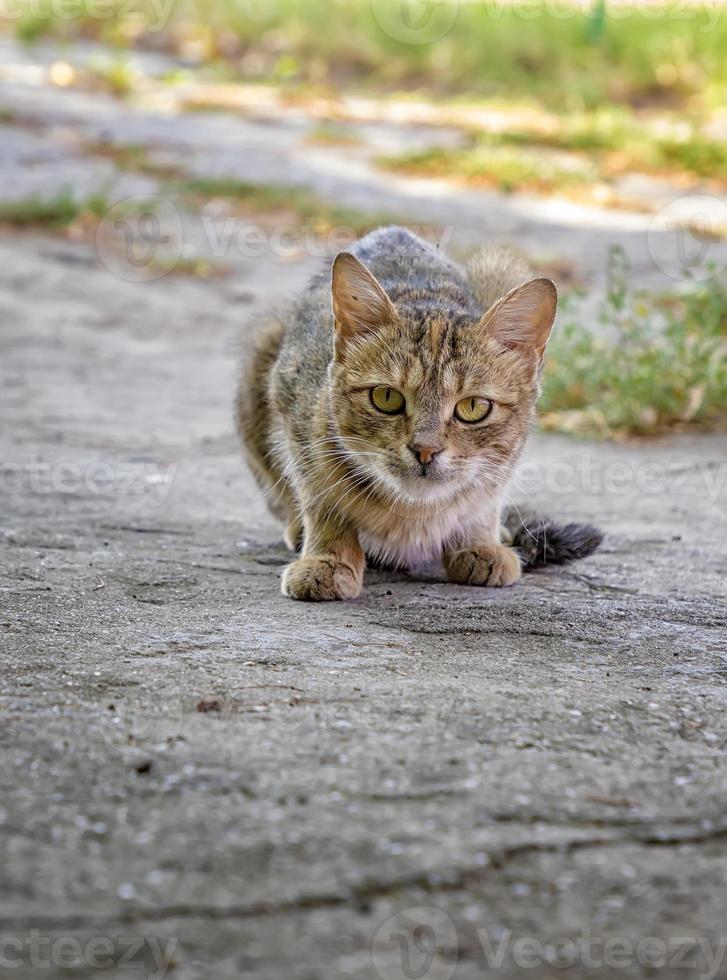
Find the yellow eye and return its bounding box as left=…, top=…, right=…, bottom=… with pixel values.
left=454, top=396, right=493, bottom=423
left=370, top=386, right=405, bottom=415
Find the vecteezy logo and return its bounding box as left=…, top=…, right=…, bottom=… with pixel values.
left=647, top=193, right=727, bottom=282
left=371, top=0, right=459, bottom=45
left=96, top=195, right=183, bottom=282
left=371, top=906, right=458, bottom=980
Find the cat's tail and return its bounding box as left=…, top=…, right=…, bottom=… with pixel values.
left=503, top=510, right=604, bottom=570
left=466, top=243, right=533, bottom=310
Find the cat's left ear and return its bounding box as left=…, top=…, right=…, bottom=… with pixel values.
left=480, top=277, right=557, bottom=360
left=331, top=253, right=396, bottom=355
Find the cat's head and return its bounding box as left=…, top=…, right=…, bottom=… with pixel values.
left=328, top=252, right=557, bottom=505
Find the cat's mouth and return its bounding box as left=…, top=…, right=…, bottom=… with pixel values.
left=381, top=459, right=467, bottom=504
left=339, top=441, right=466, bottom=504
left=399, top=469, right=459, bottom=499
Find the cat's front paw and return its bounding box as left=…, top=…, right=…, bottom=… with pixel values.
left=444, top=543, right=521, bottom=587
left=281, top=555, right=362, bottom=601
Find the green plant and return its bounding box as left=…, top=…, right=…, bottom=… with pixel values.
left=379, top=139, right=594, bottom=194
left=0, top=190, right=110, bottom=227
left=8, top=0, right=727, bottom=112
left=172, top=177, right=395, bottom=233
left=379, top=109, right=727, bottom=192
left=540, top=248, right=727, bottom=437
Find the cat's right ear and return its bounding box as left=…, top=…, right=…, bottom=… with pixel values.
left=331, top=253, right=396, bottom=357
left=480, top=277, right=557, bottom=360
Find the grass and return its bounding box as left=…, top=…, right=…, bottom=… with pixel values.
left=86, top=141, right=179, bottom=179
left=540, top=248, right=727, bottom=437
left=87, top=139, right=400, bottom=231
left=380, top=105, right=727, bottom=194
left=173, top=177, right=394, bottom=234
left=306, top=123, right=364, bottom=147
left=0, top=190, right=111, bottom=227
left=82, top=142, right=397, bottom=232
left=87, top=55, right=143, bottom=97
left=7, top=0, right=727, bottom=113
left=0, top=185, right=229, bottom=278
left=380, top=140, right=594, bottom=194
left=527, top=109, right=727, bottom=181
left=10, top=2, right=726, bottom=203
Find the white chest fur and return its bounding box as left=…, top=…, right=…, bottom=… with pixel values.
left=356, top=491, right=501, bottom=568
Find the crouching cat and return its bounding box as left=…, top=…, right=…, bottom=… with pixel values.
left=237, top=226, right=601, bottom=601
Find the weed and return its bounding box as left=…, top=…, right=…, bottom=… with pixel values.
left=10, top=0, right=727, bottom=113
left=540, top=248, right=727, bottom=437
left=0, top=190, right=110, bottom=227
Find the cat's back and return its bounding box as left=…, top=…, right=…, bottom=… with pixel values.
left=348, top=226, right=471, bottom=303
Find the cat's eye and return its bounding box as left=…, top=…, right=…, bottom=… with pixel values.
left=370, top=386, right=405, bottom=415
left=454, top=396, right=493, bottom=424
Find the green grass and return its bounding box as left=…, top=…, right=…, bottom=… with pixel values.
left=86, top=141, right=178, bottom=178
left=540, top=248, right=727, bottom=437
left=380, top=107, right=727, bottom=192
left=87, top=55, right=141, bottom=97
left=130, top=175, right=396, bottom=235
left=306, top=123, right=364, bottom=147
left=173, top=177, right=393, bottom=233
left=0, top=190, right=111, bottom=227
left=502, top=107, right=727, bottom=180
left=80, top=144, right=397, bottom=232
left=380, top=139, right=594, bottom=194
left=0, top=167, right=397, bottom=260
left=8, top=0, right=727, bottom=113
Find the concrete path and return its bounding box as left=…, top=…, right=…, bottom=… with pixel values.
left=1, top=38, right=727, bottom=980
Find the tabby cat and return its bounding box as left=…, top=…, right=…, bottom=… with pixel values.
left=238, top=226, right=601, bottom=601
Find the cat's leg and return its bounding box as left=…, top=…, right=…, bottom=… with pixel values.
left=443, top=511, right=521, bottom=587
left=281, top=514, right=364, bottom=601
left=283, top=517, right=303, bottom=552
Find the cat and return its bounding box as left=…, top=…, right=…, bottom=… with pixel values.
left=237, top=226, right=602, bottom=601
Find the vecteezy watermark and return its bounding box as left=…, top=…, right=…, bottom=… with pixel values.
left=476, top=928, right=727, bottom=979
left=371, top=907, right=458, bottom=980
left=94, top=194, right=452, bottom=280
left=370, top=911, right=727, bottom=980
left=370, top=0, right=459, bottom=44
left=0, top=459, right=176, bottom=507
left=0, top=931, right=177, bottom=978
left=0, top=0, right=176, bottom=33
left=96, top=196, right=184, bottom=283
left=207, top=218, right=449, bottom=261
left=482, top=0, right=724, bottom=29
left=511, top=454, right=727, bottom=509
left=647, top=194, right=727, bottom=283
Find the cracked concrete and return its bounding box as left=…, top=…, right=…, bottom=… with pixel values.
left=1, top=38, right=727, bottom=980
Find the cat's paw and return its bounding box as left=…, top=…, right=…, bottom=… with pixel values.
left=444, top=543, right=521, bottom=587
left=281, top=555, right=362, bottom=601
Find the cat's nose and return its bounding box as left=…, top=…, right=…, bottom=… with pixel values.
left=408, top=443, right=443, bottom=467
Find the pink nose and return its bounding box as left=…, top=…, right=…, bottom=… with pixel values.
left=409, top=444, right=442, bottom=466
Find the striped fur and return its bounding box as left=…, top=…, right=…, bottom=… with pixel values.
left=237, top=226, right=600, bottom=601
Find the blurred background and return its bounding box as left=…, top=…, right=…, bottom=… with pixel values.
left=1, top=0, right=725, bottom=438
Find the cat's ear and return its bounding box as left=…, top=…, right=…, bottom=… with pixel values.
left=480, top=277, right=557, bottom=359
left=331, top=253, right=396, bottom=352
